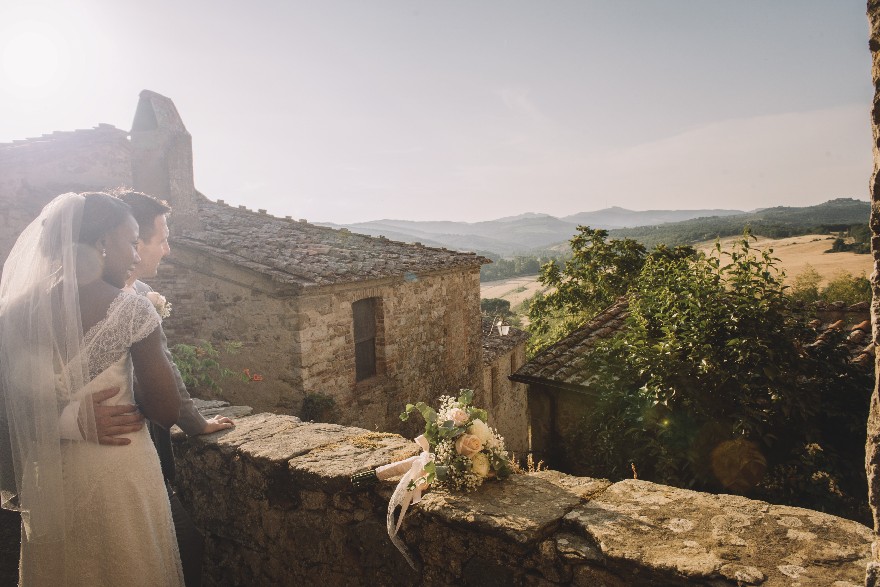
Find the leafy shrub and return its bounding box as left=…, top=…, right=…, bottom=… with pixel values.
left=821, top=271, right=871, bottom=305
left=170, top=340, right=245, bottom=395
left=526, top=226, right=694, bottom=355
left=564, top=236, right=872, bottom=522
left=789, top=264, right=821, bottom=304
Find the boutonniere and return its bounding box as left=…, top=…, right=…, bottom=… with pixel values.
left=145, top=291, right=172, bottom=319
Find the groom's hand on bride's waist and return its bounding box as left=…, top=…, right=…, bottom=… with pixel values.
left=77, top=387, right=146, bottom=446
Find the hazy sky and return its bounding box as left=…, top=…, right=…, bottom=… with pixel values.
left=0, top=1, right=873, bottom=223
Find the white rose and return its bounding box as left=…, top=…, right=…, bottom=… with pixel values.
left=449, top=407, right=469, bottom=426
left=455, top=433, right=482, bottom=457
left=145, top=291, right=172, bottom=319
left=471, top=452, right=490, bottom=477
left=467, top=419, right=491, bottom=445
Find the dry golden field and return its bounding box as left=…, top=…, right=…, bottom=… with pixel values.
left=480, top=276, right=551, bottom=308
left=480, top=234, right=872, bottom=307
left=698, top=234, right=872, bottom=287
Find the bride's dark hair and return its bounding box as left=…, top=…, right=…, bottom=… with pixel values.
left=77, top=193, right=133, bottom=245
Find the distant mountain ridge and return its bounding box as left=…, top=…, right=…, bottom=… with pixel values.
left=318, top=199, right=868, bottom=257
left=609, top=198, right=870, bottom=248
left=318, top=206, right=746, bottom=256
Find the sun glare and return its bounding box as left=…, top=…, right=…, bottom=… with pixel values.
left=2, top=29, right=61, bottom=89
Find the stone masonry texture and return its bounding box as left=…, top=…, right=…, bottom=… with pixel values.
left=172, top=413, right=872, bottom=586
left=868, top=2, right=880, bottom=584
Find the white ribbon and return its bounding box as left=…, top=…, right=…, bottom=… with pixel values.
left=384, top=434, right=432, bottom=570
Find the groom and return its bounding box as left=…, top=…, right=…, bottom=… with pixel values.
left=95, top=190, right=234, bottom=586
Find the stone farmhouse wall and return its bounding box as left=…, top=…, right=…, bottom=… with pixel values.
left=152, top=249, right=484, bottom=432
left=145, top=245, right=302, bottom=411
left=172, top=413, right=873, bottom=586
left=0, top=125, right=133, bottom=269
left=480, top=343, right=530, bottom=456
left=526, top=382, right=586, bottom=472
left=292, top=269, right=483, bottom=432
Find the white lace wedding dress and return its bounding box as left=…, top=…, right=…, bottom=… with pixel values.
left=19, top=293, right=185, bottom=586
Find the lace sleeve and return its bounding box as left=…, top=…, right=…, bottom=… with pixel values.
left=121, top=294, right=162, bottom=346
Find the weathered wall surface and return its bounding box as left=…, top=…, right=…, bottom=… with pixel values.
left=291, top=268, right=483, bottom=433
left=0, top=126, right=132, bottom=266
left=526, top=384, right=591, bottom=472
left=152, top=253, right=484, bottom=432
left=173, top=413, right=873, bottom=586
left=480, top=343, right=530, bottom=456
left=148, top=244, right=302, bottom=411
left=867, top=2, right=880, bottom=584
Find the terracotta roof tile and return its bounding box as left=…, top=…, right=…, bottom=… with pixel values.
left=509, top=297, right=629, bottom=390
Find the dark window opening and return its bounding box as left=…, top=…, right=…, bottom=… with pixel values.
left=353, top=298, right=378, bottom=381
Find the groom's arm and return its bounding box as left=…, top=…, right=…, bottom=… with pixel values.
left=159, top=324, right=235, bottom=435
left=133, top=281, right=233, bottom=435
left=57, top=388, right=146, bottom=445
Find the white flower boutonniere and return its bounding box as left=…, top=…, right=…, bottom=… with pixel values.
left=145, top=291, right=172, bottom=319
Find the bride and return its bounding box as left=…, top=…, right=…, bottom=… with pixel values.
left=0, top=192, right=185, bottom=585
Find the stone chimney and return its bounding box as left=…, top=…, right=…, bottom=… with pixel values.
left=130, top=90, right=201, bottom=233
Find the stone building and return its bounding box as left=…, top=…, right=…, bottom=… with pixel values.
left=0, top=90, right=529, bottom=436
left=510, top=298, right=629, bottom=470
left=480, top=318, right=530, bottom=455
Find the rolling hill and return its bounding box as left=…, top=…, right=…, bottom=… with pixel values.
left=318, top=207, right=746, bottom=256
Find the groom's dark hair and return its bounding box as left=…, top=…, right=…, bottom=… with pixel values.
left=114, top=189, right=172, bottom=242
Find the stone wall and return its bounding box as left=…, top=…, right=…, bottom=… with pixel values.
left=867, top=2, right=880, bottom=583
left=147, top=243, right=302, bottom=411
left=173, top=413, right=873, bottom=586
left=480, top=343, right=530, bottom=456
left=291, top=268, right=483, bottom=433
left=0, top=125, right=132, bottom=266
left=526, top=384, right=590, bottom=471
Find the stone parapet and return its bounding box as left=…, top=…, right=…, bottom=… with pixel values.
left=174, top=413, right=872, bottom=586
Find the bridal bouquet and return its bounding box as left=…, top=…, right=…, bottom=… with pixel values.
left=350, top=389, right=512, bottom=569
left=400, top=389, right=512, bottom=492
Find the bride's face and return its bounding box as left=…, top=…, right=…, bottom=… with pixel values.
left=101, top=215, right=141, bottom=288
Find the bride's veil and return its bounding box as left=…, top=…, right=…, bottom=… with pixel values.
left=0, top=193, right=94, bottom=563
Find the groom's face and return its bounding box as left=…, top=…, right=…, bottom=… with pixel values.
left=134, top=214, right=171, bottom=280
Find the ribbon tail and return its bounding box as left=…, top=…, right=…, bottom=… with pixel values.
left=385, top=445, right=434, bottom=571
left=386, top=469, right=419, bottom=570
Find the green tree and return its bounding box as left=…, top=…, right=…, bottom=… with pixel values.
left=480, top=298, right=511, bottom=317
left=526, top=226, right=693, bottom=355
left=526, top=227, right=647, bottom=354
left=567, top=236, right=872, bottom=521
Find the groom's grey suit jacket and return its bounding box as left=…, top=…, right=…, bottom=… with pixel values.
left=133, top=280, right=208, bottom=483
